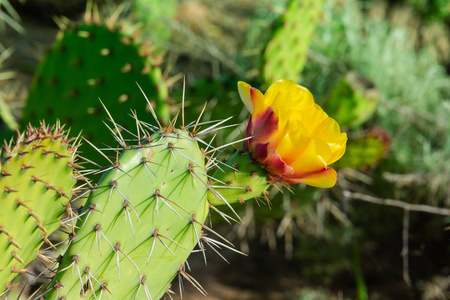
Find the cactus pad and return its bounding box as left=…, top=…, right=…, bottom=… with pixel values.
left=46, top=125, right=214, bottom=299
left=262, top=0, right=324, bottom=85
left=23, top=19, right=171, bottom=161
left=0, top=123, right=81, bottom=295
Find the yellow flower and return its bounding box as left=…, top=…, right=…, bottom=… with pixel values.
left=238, top=79, right=347, bottom=188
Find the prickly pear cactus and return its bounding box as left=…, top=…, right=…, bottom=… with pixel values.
left=45, top=119, right=214, bottom=299
left=22, top=16, right=171, bottom=161
left=262, top=0, right=324, bottom=85
left=0, top=123, right=82, bottom=296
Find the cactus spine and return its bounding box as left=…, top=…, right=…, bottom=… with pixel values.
left=0, top=123, right=82, bottom=296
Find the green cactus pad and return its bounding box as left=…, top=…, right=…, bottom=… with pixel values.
left=208, top=150, right=269, bottom=205
left=334, top=132, right=389, bottom=169
left=323, top=72, right=379, bottom=128
left=46, top=128, right=214, bottom=300
left=262, top=0, right=324, bottom=85
left=22, top=20, right=170, bottom=161
left=0, top=123, right=80, bottom=295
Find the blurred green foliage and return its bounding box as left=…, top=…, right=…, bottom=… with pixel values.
left=132, top=0, right=178, bottom=50
left=323, top=72, right=378, bottom=129
left=303, top=0, right=450, bottom=197
left=406, top=0, right=450, bottom=21
left=334, top=134, right=388, bottom=169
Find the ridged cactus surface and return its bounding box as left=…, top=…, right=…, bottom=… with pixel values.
left=262, top=0, right=324, bottom=85
left=0, top=124, right=80, bottom=295
left=22, top=19, right=170, bottom=161
left=47, top=127, right=212, bottom=299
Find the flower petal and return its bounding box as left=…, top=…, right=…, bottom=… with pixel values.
left=252, top=142, right=269, bottom=162
left=311, top=116, right=347, bottom=164
left=250, top=87, right=267, bottom=117
left=239, top=80, right=347, bottom=189
left=252, top=107, right=279, bottom=144
left=290, top=154, right=328, bottom=177
left=327, top=132, right=347, bottom=164
left=300, top=104, right=330, bottom=135
left=265, top=147, right=294, bottom=176
left=286, top=167, right=337, bottom=188
left=265, top=80, right=314, bottom=110
left=238, top=81, right=253, bottom=114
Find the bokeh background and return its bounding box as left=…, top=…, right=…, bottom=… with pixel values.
left=1, top=0, right=449, bottom=299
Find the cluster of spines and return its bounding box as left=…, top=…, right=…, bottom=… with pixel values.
left=0, top=123, right=86, bottom=297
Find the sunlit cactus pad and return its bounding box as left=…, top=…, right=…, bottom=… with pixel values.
left=23, top=18, right=170, bottom=160
left=47, top=125, right=213, bottom=299
left=0, top=123, right=80, bottom=295
left=262, top=0, right=324, bottom=85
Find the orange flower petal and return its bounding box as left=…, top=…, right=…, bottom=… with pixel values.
left=288, top=168, right=337, bottom=188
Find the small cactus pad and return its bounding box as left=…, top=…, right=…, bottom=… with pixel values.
left=23, top=20, right=170, bottom=161
left=47, top=128, right=213, bottom=299
left=334, top=130, right=390, bottom=169
left=262, top=0, right=324, bottom=85
left=208, top=150, right=269, bottom=205
left=0, top=123, right=80, bottom=295
left=323, top=72, right=379, bottom=128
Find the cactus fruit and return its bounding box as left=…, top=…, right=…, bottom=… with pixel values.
left=0, top=123, right=83, bottom=296
left=323, top=72, right=379, bottom=129
left=43, top=95, right=261, bottom=299
left=262, top=0, right=324, bottom=85
left=22, top=13, right=171, bottom=162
